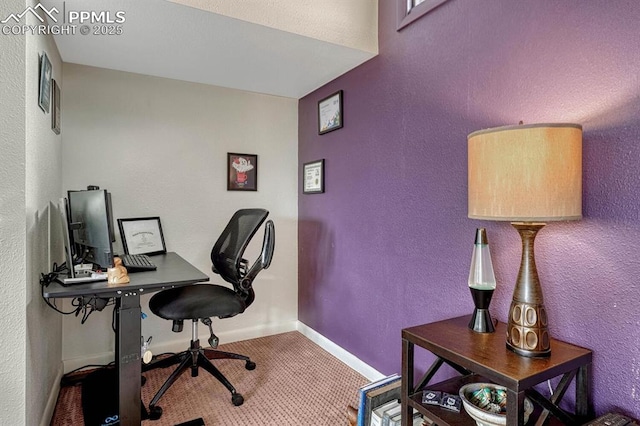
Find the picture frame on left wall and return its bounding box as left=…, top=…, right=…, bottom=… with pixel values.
left=38, top=52, right=52, bottom=113
left=51, top=79, right=61, bottom=134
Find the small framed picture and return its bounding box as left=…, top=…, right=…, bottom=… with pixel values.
left=117, top=217, right=167, bottom=256
left=38, top=52, right=52, bottom=113
left=51, top=79, right=61, bottom=134
left=303, top=159, right=325, bottom=194
left=228, top=153, right=258, bottom=191
left=318, top=90, right=343, bottom=135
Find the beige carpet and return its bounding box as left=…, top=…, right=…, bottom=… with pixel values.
left=51, top=331, right=369, bottom=425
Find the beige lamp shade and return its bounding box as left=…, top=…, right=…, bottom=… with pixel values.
left=468, top=123, right=582, bottom=222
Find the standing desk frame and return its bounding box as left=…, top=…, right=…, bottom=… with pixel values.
left=43, top=252, right=209, bottom=426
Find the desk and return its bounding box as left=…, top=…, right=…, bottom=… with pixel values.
left=401, top=316, right=593, bottom=426
left=43, top=252, right=209, bottom=426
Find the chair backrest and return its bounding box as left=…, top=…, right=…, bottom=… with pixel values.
left=210, top=209, right=274, bottom=305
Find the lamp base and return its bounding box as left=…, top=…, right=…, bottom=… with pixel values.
left=469, top=308, right=495, bottom=333
left=506, top=223, right=551, bottom=358
left=468, top=288, right=495, bottom=333
left=506, top=299, right=550, bottom=357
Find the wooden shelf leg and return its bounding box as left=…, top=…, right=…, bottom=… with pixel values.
left=401, top=339, right=414, bottom=426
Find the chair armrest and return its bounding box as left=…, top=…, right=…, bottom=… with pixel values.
left=240, top=220, right=275, bottom=290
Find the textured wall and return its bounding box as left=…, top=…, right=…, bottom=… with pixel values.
left=25, top=19, right=64, bottom=426
left=299, top=0, right=640, bottom=417
left=0, top=1, right=27, bottom=424
left=0, top=1, right=64, bottom=424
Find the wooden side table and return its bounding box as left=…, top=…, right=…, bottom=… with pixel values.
left=401, top=316, right=594, bottom=426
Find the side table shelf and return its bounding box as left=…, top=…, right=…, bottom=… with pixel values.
left=407, top=375, right=483, bottom=426
left=401, top=316, right=594, bottom=426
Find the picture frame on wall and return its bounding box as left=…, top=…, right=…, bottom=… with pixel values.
left=51, top=79, right=61, bottom=134
left=303, top=159, right=325, bottom=194
left=38, top=52, right=52, bottom=113
left=227, top=153, right=258, bottom=191
left=397, top=0, right=451, bottom=30
left=117, top=217, right=167, bottom=256
left=318, top=90, right=343, bottom=135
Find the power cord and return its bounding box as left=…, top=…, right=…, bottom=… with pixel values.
left=40, top=261, right=114, bottom=321
left=40, top=263, right=78, bottom=315
left=77, top=296, right=111, bottom=324
left=60, top=360, right=116, bottom=387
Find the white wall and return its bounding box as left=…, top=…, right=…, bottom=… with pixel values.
left=60, top=64, right=298, bottom=368
left=170, top=0, right=378, bottom=54
left=0, top=0, right=64, bottom=424
left=0, top=2, right=27, bottom=423
left=25, top=18, right=65, bottom=426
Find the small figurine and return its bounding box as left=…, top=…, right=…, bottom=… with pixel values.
left=107, top=257, right=130, bottom=284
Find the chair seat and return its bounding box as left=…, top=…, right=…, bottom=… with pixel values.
left=149, top=284, right=246, bottom=320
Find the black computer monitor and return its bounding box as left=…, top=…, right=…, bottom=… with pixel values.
left=58, top=197, right=77, bottom=277
left=67, top=189, right=115, bottom=269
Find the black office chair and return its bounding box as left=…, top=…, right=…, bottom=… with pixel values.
left=145, top=208, right=275, bottom=419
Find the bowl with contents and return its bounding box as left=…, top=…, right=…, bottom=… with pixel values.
left=459, top=383, right=533, bottom=426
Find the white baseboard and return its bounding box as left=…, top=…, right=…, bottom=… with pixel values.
left=61, top=320, right=381, bottom=384
left=150, top=320, right=299, bottom=357
left=41, top=362, right=64, bottom=426
left=62, top=320, right=299, bottom=373
left=296, top=322, right=384, bottom=382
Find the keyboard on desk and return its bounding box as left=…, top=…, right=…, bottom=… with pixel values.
left=120, top=254, right=157, bottom=272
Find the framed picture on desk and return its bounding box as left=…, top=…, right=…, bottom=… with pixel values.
left=118, top=217, right=167, bottom=255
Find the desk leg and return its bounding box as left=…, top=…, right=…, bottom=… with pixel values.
left=116, top=293, right=142, bottom=426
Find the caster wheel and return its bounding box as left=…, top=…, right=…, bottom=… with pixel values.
left=232, top=393, right=244, bottom=406
left=245, top=361, right=256, bottom=370
left=149, top=405, right=163, bottom=420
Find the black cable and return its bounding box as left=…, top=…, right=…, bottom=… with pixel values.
left=40, top=267, right=80, bottom=315
left=77, top=296, right=113, bottom=324
left=42, top=261, right=115, bottom=319
left=60, top=360, right=117, bottom=387
left=64, top=360, right=115, bottom=377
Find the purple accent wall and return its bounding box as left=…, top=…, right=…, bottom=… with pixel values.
left=299, top=0, right=640, bottom=418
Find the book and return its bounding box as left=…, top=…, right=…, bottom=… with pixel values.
left=371, top=399, right=399, bottom=426
left=388, top=411, right=423, bottom=426
left=365, top=378, right=401, bottom=426
left=356, top=374, right=400, bottom=426
left=381, top=403, right=402, bottom=426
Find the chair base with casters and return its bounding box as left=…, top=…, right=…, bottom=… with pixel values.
left=146, top=209, right=275, bottom=419
left=144, top=319, right=255, bottom=419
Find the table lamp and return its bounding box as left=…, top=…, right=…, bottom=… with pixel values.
left=467, top=123, right=582, bottom=357
left=468, top=228, right=496, bottom=333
